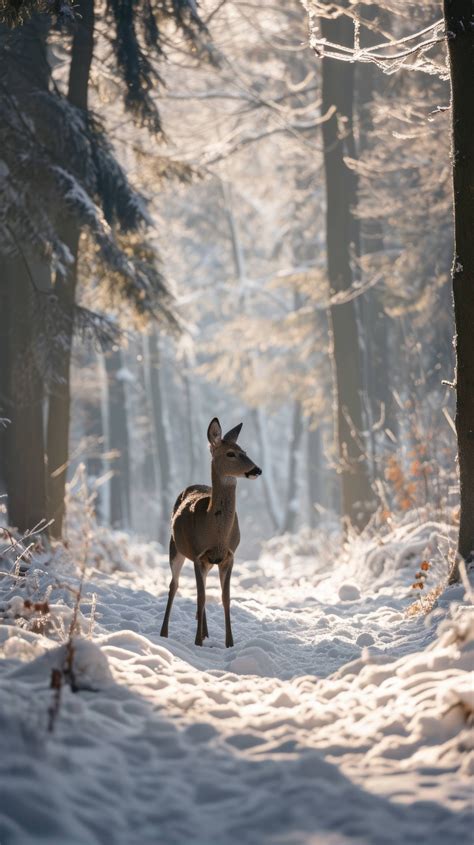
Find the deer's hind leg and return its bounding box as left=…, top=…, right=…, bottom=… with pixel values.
left=219, top=553, right=234, bottom=648
left=194, top=560, right=211, bottom=646
left=196, top=607, right=209, bottom=639
left=160, top=537, right=185, bottom=638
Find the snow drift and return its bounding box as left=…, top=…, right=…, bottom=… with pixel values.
left=0, top=511, right=472, bottom=844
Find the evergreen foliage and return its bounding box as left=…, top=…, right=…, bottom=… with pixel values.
left=0, top=0, right=73, bottom=27
left=106, top=0, right=209, bottom=132
left=0, top=14, right=183, bottom=336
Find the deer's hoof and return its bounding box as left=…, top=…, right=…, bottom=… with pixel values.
left=225, top=637, right=234, bottom=648
left=160, top=627, right=168, bottom=638
left=195, top=636, right=203, bottom=647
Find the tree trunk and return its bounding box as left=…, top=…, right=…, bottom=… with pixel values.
left=141, top=373, right=158, bottom=496
left=0, top=18, right=51, bottom=533
left=46, top=229, right=79, bottom=536
left=83, top=388, right=105, bottom=522
left=251, top=407, right=282, bottom=532
left=105, top=347, right=131, bottom=529
left=320, top=13, right=374, bottom=531
left=282, top=401, right=304, bottom=533
left=444, top=1, right=474, bottom=567
left=307, top=424, right=322, bottom=527
left=147, top=331, right=172, bottom=545
left=2, top=258, right=48, bottom=532
left=183, top=366, right=197, bottom=486
left=356, top=32, right=397, bottom=466
left=0, top=276, right=8, bottom=497
left=46, top=0, right=94, bottom=538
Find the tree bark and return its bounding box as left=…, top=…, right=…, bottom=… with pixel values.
left=307, top=424, right=322, bottom=527
left=1, top=258, right=48, bottom=532
left=141, top=337, right=158, bottom=497
left=147, top=331, right=172, bottom=544
left=83, top=388, right=105, bottom=522
left=356, top=28, right=397, bottom=466
left=0, top=18, right=51, bottom=533
left=251, top=407, right=282, bottom=532
left=183, top=366, right=197, bottom=486
left=320, top=12, right=374, bottom=531
left=0, top=276, right=8, bottom=496
left=444, top=1, right=474, bottom=567
left=282, top=401, right=304, bottom=533
left=104, top=347, right=131, bottom=529
left=46, top=0, right=94, bottom=538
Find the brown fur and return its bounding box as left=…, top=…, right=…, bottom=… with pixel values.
left=160, top=418, right=261, bottom=647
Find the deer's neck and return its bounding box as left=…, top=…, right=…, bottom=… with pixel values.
left=209, top=464, right=236, bottom=539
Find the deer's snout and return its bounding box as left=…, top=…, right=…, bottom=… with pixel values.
left=245, top=465, right=262, bottom=479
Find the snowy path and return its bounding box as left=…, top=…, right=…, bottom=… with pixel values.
left=0, top=515, right=472, bottom=844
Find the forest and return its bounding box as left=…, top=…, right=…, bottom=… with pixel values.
left=0, top=1, right=472, bottom=843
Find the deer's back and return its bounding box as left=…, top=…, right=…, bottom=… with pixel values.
left=171, top=484, right=240, bottom=562
left=172, top=485, right=211, bottom=518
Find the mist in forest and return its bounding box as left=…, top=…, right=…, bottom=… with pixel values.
left=0, top=0, right=457, bottom=559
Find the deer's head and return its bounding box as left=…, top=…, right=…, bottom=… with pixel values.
left=207, top=418, right=262, bottom=481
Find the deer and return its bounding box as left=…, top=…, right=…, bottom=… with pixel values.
left=160, top=417, right=262, bottom=648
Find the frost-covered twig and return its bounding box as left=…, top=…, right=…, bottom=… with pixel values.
left=301, top=3, right=447, bottom=78
left=1, top=520, right=53, bottom=581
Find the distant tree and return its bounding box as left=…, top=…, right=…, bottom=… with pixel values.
left=354, top=7, right=397, bottom=460
left=320, top=11, right=375, bottom=531
left=46, top=0, right=95, bottom=538
left=104, top=346, right=131, bottom=529
left=146, top=330, right=173, bottom=545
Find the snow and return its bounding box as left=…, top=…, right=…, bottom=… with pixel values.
left=0, top=511, right=472, bottom=844
left=338, top=583, right=361, bottom=601
left=7, top=638, right=114, bottom=691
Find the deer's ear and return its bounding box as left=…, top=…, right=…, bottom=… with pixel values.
left=223, top=422, right=243, bottom=444
left=207, top=417, right=222, bottom=447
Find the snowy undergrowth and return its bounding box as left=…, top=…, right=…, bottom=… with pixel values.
left=0, top=510, right=472, bottom=845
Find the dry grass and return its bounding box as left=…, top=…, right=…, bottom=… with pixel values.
left=406, top=582, right=445, bottom=617
left=48, top=464, right=93, bottom=732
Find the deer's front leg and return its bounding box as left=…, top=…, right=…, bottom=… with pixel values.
left=219, top=554, right=234, bottom=648
left=194, top=560, right=210, bottom=646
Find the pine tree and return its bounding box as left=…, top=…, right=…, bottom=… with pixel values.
left=0, top=1, right=207, bottom=535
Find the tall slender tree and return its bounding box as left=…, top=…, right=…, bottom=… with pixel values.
left=444, top=0, right=474, bottom=566
left=355, top=9, right=396, bottom=460
left=0, top=16, right=52, bottom=533
left=105, top=346, right=132, bottom=528
left=320, top=12, right=374, bottom=530
left=146, top=330, right=173, bottom=545
left=46, top=0, right=95, bottom=537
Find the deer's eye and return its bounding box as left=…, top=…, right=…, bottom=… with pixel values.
left=226, top=451, right=236, bottom=458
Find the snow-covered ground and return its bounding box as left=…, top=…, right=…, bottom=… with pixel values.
left=0, top=511, right=472, bottom=845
